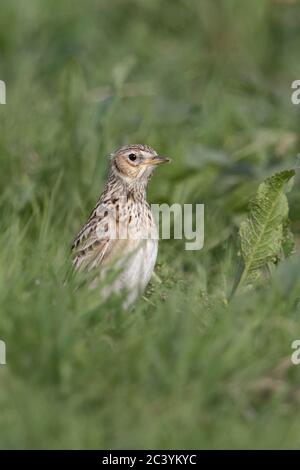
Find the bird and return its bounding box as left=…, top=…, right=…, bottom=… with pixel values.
left=71, top=144, right=170, bottom=308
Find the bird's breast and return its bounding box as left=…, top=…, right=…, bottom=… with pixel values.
left=112, top=204, right=158, bottom=299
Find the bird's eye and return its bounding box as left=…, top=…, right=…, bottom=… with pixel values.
left=128, top=153, right=137, bottom=161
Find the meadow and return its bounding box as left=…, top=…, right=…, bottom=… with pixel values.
left=1, top=0, right=300, bottom=449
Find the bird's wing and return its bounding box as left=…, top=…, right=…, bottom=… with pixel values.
left=71, top=205, right=121, bottom=271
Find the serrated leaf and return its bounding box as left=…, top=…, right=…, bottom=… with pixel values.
left=235, top=169, right=295, bottom=291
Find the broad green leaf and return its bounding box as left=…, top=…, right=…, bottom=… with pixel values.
left=235, top=169, right=295, bottom=292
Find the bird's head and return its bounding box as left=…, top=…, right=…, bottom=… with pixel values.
left=110, top=144, right=170, bottom=184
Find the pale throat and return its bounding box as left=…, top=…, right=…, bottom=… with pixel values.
left=106, top=165, right=151, bottom=201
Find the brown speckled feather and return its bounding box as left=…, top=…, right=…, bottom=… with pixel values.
left=71, top=144, right=170, bottom=307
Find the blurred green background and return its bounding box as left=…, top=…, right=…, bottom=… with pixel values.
left=1, top=0, right=300, bottom=449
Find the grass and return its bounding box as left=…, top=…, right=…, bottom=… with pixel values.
left=1, top=0, right=300, bottom=449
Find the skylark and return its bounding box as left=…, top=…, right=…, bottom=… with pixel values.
left=72, top=144, right=170, bottom=307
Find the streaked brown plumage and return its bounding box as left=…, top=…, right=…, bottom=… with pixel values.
left=72, top=144, right=170, bottom=307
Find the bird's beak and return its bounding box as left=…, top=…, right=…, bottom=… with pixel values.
left=142, top=155, right=171, bottom=166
